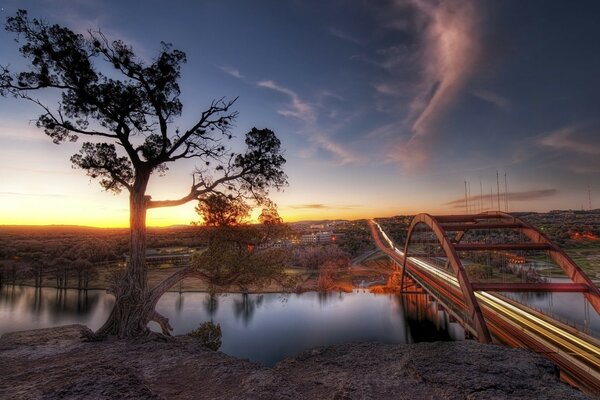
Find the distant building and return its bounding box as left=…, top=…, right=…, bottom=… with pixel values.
left=124, top=248, right=196, bottom=266
left=301, top=231, right=339, bottom=244
left=301, top=234, right=317, bottom=244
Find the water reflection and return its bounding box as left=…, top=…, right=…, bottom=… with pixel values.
left=0, top=286, right=112, bottom=334
left=504, top=279, right=600, bottom=335
left=1, top=286, right=459, bottom=366
left=232, top=294, right=263, bottom=326
left=401, top=293, right=462, bottom=342
left=154, top=289, right=461, bottom=365
left=202, top=293, right=219, bottom=318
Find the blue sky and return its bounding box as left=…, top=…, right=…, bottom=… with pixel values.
left=1, top=0, right=600, bottom=225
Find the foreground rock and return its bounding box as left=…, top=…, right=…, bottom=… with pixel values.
left=0, top=325, right=589, bottom=399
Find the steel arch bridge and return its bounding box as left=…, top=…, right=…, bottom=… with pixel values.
left=370, top=212, right=600, bottom=393
left=399, top=211, right=600, bottom=343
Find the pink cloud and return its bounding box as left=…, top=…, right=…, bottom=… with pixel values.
left=369, top=0, right=480, bottom=169
left=473, top=90, right=510, bottom=109
left=539, top=125, right=600, bottom=155
left=408, top=0, right=479, bottom=136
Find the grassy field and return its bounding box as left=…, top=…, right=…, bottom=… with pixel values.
left=564, top=243, right=600, bottom=279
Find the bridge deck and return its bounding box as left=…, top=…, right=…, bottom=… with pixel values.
left=369, top=220, right=600, bottom=394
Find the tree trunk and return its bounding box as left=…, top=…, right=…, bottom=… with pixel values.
left=145, top=267, right=210, bottom=335
left=95, top=171, right=153, bottom=338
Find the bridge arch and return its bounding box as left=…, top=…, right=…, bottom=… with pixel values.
left=401, top=211, right=600, bottom=344
left=402, top=213, right=492, bottom=343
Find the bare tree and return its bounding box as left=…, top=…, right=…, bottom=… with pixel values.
left=0, top=10, right=287, bottom=338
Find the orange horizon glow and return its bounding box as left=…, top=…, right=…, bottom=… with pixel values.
left=0, top=202, right=551, bottom=229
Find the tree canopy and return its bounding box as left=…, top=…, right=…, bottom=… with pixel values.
left=0, top=10, right=287, bottom=205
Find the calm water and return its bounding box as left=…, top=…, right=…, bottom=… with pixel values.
left=0, top=286, right=457, bottom=365
left=504, top=278, right=600, bottom=336
left=2, top=283, right=598, bottom=364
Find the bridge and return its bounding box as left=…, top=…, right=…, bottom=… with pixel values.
left=369, top=212, right=600, bottom=394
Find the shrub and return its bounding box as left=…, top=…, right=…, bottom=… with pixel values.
left=188, top=321, right=222, bottom=351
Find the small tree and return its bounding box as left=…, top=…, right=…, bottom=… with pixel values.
left=0, top=10, right=287, bottom=337
left=196, top=194, right=251, bottom=227
left=194, top=195, right=288, bottom=294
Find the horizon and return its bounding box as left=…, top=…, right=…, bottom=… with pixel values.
left=2, top=207, right=598, bottom=229
left=1, top=1, right=600, bottom=226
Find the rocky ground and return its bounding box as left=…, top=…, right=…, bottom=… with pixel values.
left=0, top=324, right=591, bottom=399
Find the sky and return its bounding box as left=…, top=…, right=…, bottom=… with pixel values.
left=1, top=0, right=600, bottom=227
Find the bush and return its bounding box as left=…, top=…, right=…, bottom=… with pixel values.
left=188, top=321, right=222, bottom=351
left=465, top=263, right=493, bottom=280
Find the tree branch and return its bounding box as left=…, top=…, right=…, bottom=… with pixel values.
left=146, top=169, right=246, bottom=209
left=166, top=97, right=238, bottom=158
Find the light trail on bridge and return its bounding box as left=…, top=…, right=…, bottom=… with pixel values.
left=369, top=219, right=600, bottom=393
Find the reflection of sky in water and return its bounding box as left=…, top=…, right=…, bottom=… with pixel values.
left=154, top=291, right=415, bottom=365
left=2, top=283, right=598, bottom=364
left=504, top=278, right=600, bottom=337
left=0, top=286, right=113, bottom=334
left=0, top=286, right=457, bottom=366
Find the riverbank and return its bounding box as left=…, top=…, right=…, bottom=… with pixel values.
left=6, top=262, right=384, bottom=294
left=0, top=324, right=589, bottom=399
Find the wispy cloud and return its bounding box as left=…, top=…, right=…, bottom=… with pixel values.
left=0, top=122, right=52, bottom=142
left=329, top=27, right=365, bottom=45
left=409, top=0, right=479, bottom=136
left=289, top=203, right=361, bottom=210
left=1, top=166, right=75, bottom=176
left=257, top=80, right=362, bottom=165
left=444, top=189, right=558, bottom=208
left=0, top=191, right=66, bottom=198
left=219, top=65, right=244, bottom=79
left=257, top=80, right=315, bottom=122
left=362, top=0, right=480, bottom=169
left=46, top=1, right=151, bottom=61
left=311, top=134, right=362, bottom=165
left=539, top=124, right=600, bottom=155
left=473, top=90, right=510, bottom=109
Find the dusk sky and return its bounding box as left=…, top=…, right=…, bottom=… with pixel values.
left=1, top=0, right=600, bottom=227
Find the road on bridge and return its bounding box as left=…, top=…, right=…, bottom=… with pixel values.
left=368, top=219, right=600, bottom=394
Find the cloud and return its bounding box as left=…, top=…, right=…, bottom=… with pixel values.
left=311, top=134, right=363, bottom=165
left=258, top=80, right=363, bottom=165
left=219, top=65, right=244, bottom=79
left=316, top=90, right=346, bottom=103
left=257, top=80, right=315, bottom=122
left=409, top=0, right=479, bottom=135
left=329, top=27, right=365, bottom=45
left=46, top=2, right=152, bottom=62
left=444, top=189, right=558, bottom=208
left=1, top=166, right=74, bottom=176
left=360, top=0, right=480, bottom=169
left=289, top=203, right=361, bottom=210
left=473, top=90, right=510, bottom=109
left=0, top=122, right=52, bottom=142
left=539, top=124, right=600, bottom=155
left=0, top=191, right=66, bottom=198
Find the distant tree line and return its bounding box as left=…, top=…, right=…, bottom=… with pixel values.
left=0, top=226, right=214, bottom=289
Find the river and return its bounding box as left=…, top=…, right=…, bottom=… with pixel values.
left=0, top=285, right=460, bottom=365
left=4, top=282, right=596, bottom=365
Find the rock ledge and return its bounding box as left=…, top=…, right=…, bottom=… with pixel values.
left=0, top=325, right=589, bottom=399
